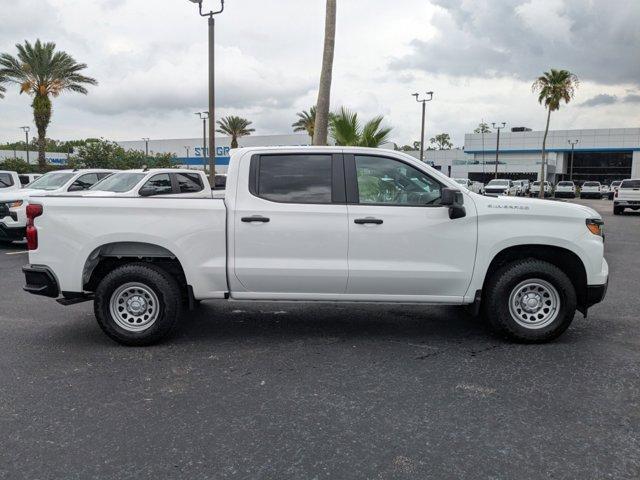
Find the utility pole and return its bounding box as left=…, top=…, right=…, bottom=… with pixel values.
left=412, top=91, right=434, bottom=162
left=20, top=126, right=30, bottom=164
left=492, top=122, right=506, bottom=179
left=187, top=0, right=225, bottom=187
left=184, top=146, right=191, bottom=160
left=568, top=139, right=578, bottom=181
left=195, top=112, right=209, bottom=173
left=142, top=138, right=150, bottom=157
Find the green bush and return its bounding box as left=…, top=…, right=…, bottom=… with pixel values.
left=71, top=139, right=176, bottom=170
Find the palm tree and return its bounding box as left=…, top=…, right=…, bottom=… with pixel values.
left=329, top=107, right=392, bottom=147
left=0, top=77, right=6, bottom=99
left=0, top=40, right=97, bottom=168
left=532, top=68, right=579, bottom=197
left=216, top=115, right=255, bottom=148
left=292, top=106, right=316, bottom=139
left=312, top=0, right=337, bottom=146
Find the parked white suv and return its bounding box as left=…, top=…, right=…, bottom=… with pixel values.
left=530, top=181, right=551, bottom=197
left=613, top=179, right=640, bottom=215
left=609, top=180, right=622, bottom=200
left=555, top=181, right=576, bottom=198
left=0, top=169, right=115, bottom=243
left=484, top=179, right=518, bottom=196
left=453, top=178, right=483, bottom=194
left=580, top=181, right=602, bottom=199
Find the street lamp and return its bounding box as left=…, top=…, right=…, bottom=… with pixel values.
left=187, top=0, right=225, bottom=188
left=568, top=139, right=579, bottom=181
left=142, top=138, right=150, bottom=157
left=20, top=126, right=30, bottom=164
left=491, top=122, right=506, bottom=179
left=195, top=111, right=209, bottom=173
left=412, top=91, right=434, bottom=162
left=184, top=146, right=191, bottom=160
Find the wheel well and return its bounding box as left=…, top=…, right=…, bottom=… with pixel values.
left=82, top=242, right=188, bottom=295
left=483, top=245, right=588, bottom=312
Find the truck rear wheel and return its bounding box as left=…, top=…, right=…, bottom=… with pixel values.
left=613, top=206, right=624, bottom=215
left=94, top=263, right=182, bottom=346
left=483, top=259, right=577, bottom=343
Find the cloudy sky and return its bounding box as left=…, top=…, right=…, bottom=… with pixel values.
left=0, top=0, right=638, bottom=147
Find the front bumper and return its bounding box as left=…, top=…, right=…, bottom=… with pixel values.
left=23, top=265, right=60, bottom=298
left=614, top=200, right=640, bottom=207
left=586, top=281, right=608, bottom=308
left=0, top=223, right=26, bottom=241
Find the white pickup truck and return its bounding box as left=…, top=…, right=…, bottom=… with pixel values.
left=0, top=170, right=21, bottom=193
left=613, top=179, right=640, bottom=215
left=22, top=147, right=608, bottom=346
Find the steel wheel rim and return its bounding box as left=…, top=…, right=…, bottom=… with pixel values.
left=109, top=282, right=160, bottom=332
left=508, top=278, right=560, bottom=329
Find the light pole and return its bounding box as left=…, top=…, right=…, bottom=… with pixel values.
left=412, top=91, right=434, bottom=162
left=20, top=126, right=30, bottom=164
left=568, top=139, right=578, bottom=181
left=195, top=111, right=209, bottom=173
left=142, top=138, right=150, bottom=157
left=491, top=122, right=506, bottom=178
left=188, top=0, right=225, bottom=188
left=184, top=146, right=191, bottom=160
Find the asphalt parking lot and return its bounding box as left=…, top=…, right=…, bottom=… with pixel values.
left=1, top=199, right=638, bottom=479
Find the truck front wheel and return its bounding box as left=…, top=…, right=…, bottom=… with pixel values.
left=483, top=259, right=577, bottom=343
left=94, top=262, right=182, bottom=346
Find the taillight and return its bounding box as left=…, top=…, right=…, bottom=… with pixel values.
left=26, top=204, right=43, bottom=251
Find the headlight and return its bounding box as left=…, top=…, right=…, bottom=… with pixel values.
left=7, top=200, right=23, bottom=209
left=586, top=218, right=604, bottom=237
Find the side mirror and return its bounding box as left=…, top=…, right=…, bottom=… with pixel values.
left=441, top=187, right=466, bottom=220
left=67, top=184, right=84, bottom=192
left=138, top=186, right=156, bottom=197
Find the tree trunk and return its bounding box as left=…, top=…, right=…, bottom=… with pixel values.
left=32, top=94, right=52, bottom=170
left=539, top=107, right=551, bottom=198
left=231, top=136, right=238, bottom=149
left=312, top=0, right=337, bottom=146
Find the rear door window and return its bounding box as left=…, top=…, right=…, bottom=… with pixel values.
left=255, top=154, right=333, bottom=204
left=175, top=172, right=204, bottom=193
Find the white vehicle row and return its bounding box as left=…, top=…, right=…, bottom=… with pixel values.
left=0, top=168, right=212, bottom=243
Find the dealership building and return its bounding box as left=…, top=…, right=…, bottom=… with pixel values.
left=115, top=127, right=640, bottom=184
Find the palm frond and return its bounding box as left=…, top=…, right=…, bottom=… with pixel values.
left=329, top=107, right=361, bottom=146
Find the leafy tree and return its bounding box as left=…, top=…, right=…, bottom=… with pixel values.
left=0, top=158, right=32, bottom=174
left=313, top=0, right=337, bottom=146
left=474, top=122, right=491, bottom=134
left=71, top=139, right=175, bottom=170
left=532, top=68, right=579, bottom=197
left=0, top=40, right=97, bottom=168
left=429, top=133, right=453, bottom=150
left=329, top=107, right=392, bottom=147
left=292, top=106, right=316, bottom=138
left=216, top=115, right=255, bottom=149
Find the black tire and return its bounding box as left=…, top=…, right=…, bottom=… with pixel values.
left=482, top=259, right=577, bottom=343
left=613, top=206, right=624, bottom=215
left=94, top=262, right=183, bottom=346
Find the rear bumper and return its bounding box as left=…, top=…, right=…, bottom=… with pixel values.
left=614, top=200, right=640, bottom=207
left=580, top=192, right=602, bottom=198
left=0, top=223, right=25, bottom=241
left=23, top=265, right=60, bottom=298
left=554, top=191, right=575, bottom=198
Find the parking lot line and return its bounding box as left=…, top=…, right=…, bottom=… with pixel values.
left=4, top=251, right=28, bottom=255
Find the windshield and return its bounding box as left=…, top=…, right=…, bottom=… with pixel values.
left=27, top=172, right=75, bottom=191
left=487, top=180, right=509, bottom=186
left=621, top=180, right=640, bottom=189
left=611, top=181, right=622, bottom=187
left=90, top=172, right=145, bottom=192
left=558, top=181, right=574, bottom=186
left=532, top=181, right=540, bottom=186
left=583, top=182, right=600, bottom=187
